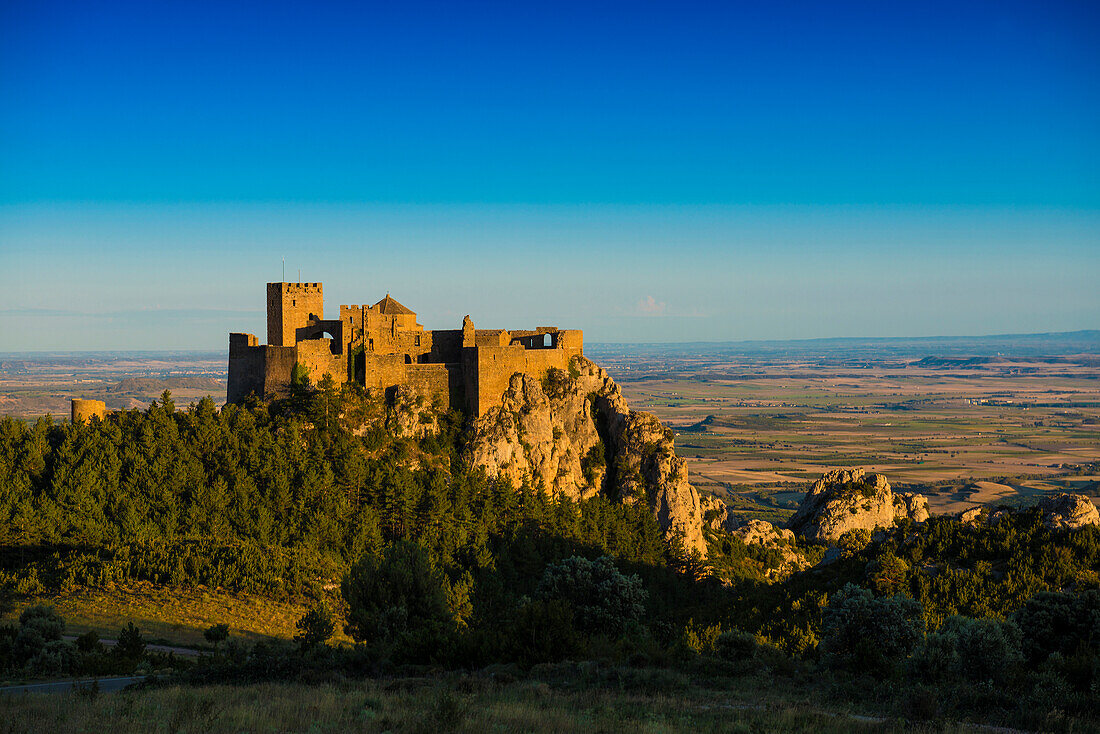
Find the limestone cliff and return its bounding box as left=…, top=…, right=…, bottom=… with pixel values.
left=466, top=357, right=708, bottom=557
left=786, top=469, right=929, bottom=544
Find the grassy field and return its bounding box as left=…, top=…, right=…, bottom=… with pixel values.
left=0, top=674, right=997, bottom=733
left=1, top=581, right=351, bottom=650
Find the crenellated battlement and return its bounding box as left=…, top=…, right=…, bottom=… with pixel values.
left=229, top=280, right=583, bottom=416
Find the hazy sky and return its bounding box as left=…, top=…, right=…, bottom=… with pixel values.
left=1, top=0, right=1098, bottom=350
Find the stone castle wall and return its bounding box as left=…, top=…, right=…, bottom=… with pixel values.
left=229, top=282, right=583, bottom=417
left=470, top=342, right=583, bottom=417
left=71, top=398, right=107, bottom=424
left=296, top=338, right=345, bottom=385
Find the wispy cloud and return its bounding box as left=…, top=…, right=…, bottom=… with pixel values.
left=634, top=295, right=667, bottom=317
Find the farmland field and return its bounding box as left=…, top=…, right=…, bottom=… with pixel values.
left=588, top=335, right=1100, bottom=523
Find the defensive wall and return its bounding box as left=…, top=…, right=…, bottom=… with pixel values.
left=71, top=398, right=108, bottom=424
left=228, top=282, right=583, bottom=417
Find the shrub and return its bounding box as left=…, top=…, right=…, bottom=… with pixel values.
left=341, top=541, right=454, bottom=661
left=837, top=528, right=871, bottom=555
left=909, top=615, right=1023, bottom=685
left=204, top=623, right=229, bottom=649
left=819, top=583, right=924, bottom=676
left=27, top=639, right=79, bottom=677
left=12, top=605, right=65, bottom=668
left=503, top=598, right=581, bottom=666
left=294, top=604, right=335, bottom=649
left=1013, top=589, right=1100, bottom=667
left=18, top=605, right=64, bottom=642
left=715, top=630, right=757, bottom=662
left=534, top=556, right=647, bottom=637
left=75, top=629, right=102, bottom=653
left=114, top=622, right=146, bottom=670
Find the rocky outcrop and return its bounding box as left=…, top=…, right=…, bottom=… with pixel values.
left=731, top=519, right=809, bottom=579
left=955, top=494, right=1099, bottom=530
left=467, top=357, right=707, bottom=557
left=1037, top=493, right=1100, bottom=530
left=787, top=469, right=928, bottom=544
left=958, top=506, right=984, bottom=526
left=386, top=385, right=443, bottom=439
left=345, top=385, right=444, bottom=440
left=701, top=494, right=736, bottom=532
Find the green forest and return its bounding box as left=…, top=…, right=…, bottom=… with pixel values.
left=1, top=384, right=1098, bottom=729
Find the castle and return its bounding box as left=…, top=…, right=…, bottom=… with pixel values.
left=227, top=282, right=584, bottom=416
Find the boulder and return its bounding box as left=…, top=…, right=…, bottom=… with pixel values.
left=786, top=469, right=928, bottom=544
left=958, top=507, right=984, bottom=525
left=1037, top=493, right=1100, bottom=530
left=733, top=518, right=796, bottom=546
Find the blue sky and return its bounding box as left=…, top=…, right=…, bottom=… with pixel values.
left=1, top=0, right=1097, bottom=349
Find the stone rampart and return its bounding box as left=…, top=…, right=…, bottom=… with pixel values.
left=405, top=363, right=451, bottom=406
left=228, top=333, right=264, bottom=404
left=71, top=398, right=107, bottom=424
left=471, top=344, right=582, bottom=417
left=296, top=339, right=346, bottom=385
left=361, top=353, right=408, bottom=392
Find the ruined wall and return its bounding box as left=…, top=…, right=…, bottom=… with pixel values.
left=268, top=282, right=324, bottom=346
left=473, top=329, right=511, bottom=347
left=429, top=329, right=464, bottom=363
left=261, top=345, right=298, bottom=399
left=470, top=343, right=583, bottom=417
left=71, top=398, right=107, bottom=424
left=296, top=339, right=346, bottom=385
left=294, top=319, right=344, bottom=350
left=227, top=333, right=264, bottom=404
left=405, top=364, right=451, bottom=407
left=360, top=353, right=408, bottom=392
left=556, top=330, right=583, bottom=351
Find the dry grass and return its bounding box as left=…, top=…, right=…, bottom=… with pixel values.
left=2, top=582, right=352, bottom=648
left=0, top=678, right=972, bottom=734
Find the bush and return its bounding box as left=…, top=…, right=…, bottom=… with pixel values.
left=715, top=630, right=757, bottom=662
left=11, top=605, right=65, bottom=668
left=18, top=605, right=64, bottom=642
left=75, top=629, right=102, bottom=653
left=503, top=599, right=581, bottom=666
left=27, top=639, right=79, bottom=677
left=909, top=615, right=1022, bottom=685
left=534, top=556, right=647, bottom=637
left=819, top=583, right=924, bottom=676
left=341, top=541, right=454, bottom=662
left=1013, top=589, right=1100, bottom=667
left=204, top=623, right=229, bottom=648
left=294, top=604, right=335, bottom=649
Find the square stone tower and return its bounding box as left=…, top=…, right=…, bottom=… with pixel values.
left=267, top=282, right=324, bottom=347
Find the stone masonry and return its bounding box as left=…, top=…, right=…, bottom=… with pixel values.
left=227, top=282, right=584, bottom=417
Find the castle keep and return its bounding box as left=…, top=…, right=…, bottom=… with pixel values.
left=228, top=282, right=583, bottom=416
